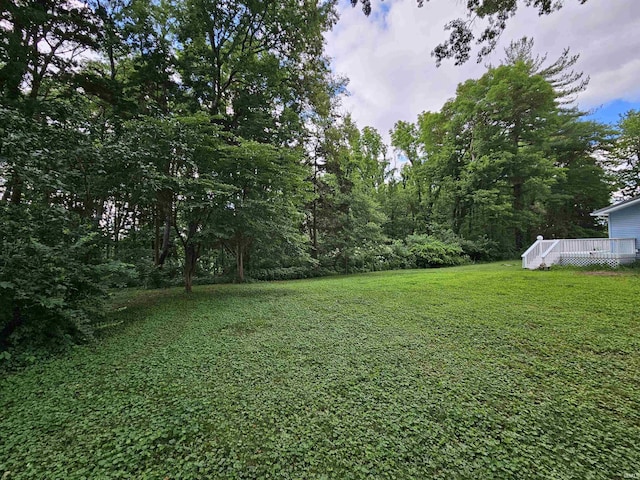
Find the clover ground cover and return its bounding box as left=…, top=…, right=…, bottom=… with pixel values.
left=1, top=263, right=639, bottom=478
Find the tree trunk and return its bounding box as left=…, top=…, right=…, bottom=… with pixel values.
left=10, top=175, right=22, bottom=205
left=1, top=177, right=12, bottom=202
left=311, top=164, right=319, bottom=260
left=156, top=189, right=173, bottom=266
left=154, top=206, right=160, bottom=265
left=513, top=182, right=524, bottom=251
left=157, top=214, right=172, bottom=266
left=183, top=222, right=199, bottom=293
left=184, top=243, right=198, bottom=294
left=236, top=243, right=244, bottom=283
left=311, top=199, right=318, bottom=259
left=93, top=199, right=105, bottom=232
left=0, top=307, right=23, bottom=352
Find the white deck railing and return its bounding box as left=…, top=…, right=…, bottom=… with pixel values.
left=521, top=238, right=557, bottom=269
left=540, top=240, right=561, bottom=267
left=522, top=238, right=637, bottom=269
left=558, top=238, right=636, bottom=255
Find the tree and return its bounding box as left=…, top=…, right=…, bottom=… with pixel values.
left=0, top=0, right=99, bottom=104
left=213, top=140, right=309, bottom=283
left=350, top=0, right=589, bottom=65
left=72, top=0, right=338, bottom=292
left=613, top=110, right=640, bottom=198
left=392, top=62, right=559, bottom=253
left=167, top=0, right=336, bottom=288
left=175, top=0, right=335, bottom=118
left=0, top=0, right=345, bottom=355
left=495, top=38, right=611, bottom=238
left=114, top=115, right=233, bottom=293
left=0, top=0, right=100, bottom=205
left=311, top=119, right=387, bottom=273
left=378, top=177, right=419, bottom=239
left=389, top=49, right=613, bottom=255
left=539, top=119, right=613, bottom=238
left=389, top=115, right=446, bottom=235
left=500, top=37, right=589, bottom=107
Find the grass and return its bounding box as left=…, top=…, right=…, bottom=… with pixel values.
left=1, top=263, right=640, bottom=479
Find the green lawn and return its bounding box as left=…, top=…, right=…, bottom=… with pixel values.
left=1, top=263, right=640, bottom=479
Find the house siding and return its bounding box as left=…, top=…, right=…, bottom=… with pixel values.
left=609, top=204, right=640, bottom=251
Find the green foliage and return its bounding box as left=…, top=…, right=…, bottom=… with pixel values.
left=540, top=119, right=613, bottom=238
left=246, top=266, right=318, bottom=282
left=0, top=1, right=100, bottom=102
left=429, top=228, right=501, bottom=262
left=0, top=0, right=622, bottom=364
left=387, top=58, right=612, bottom=255
left=2, top=264, right=639, bottom=478
left=1, top=0, right=339, bottom=292
left=214, top=139, right=310, bottom=283
left=352, top=0, right=590, bottom=66
left=382, top=240, right=415, bottom=269
left=0, top=204, right=109, bottom=356
left=310, top=119, right=389, bottom=274
left=406, top=234, right=468, bottom=267
left=613, top=109, right=640, bottom=198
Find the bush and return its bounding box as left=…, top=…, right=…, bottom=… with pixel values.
left=456, top=236, right=501, bottom=262
left=369, top=241, right=414, bottom=270
left=0, top=204, right=111, bottom=361
left=406, top=235, right=469, bottom=268
left=428, top=228, right=501, bottom=262
left=247, top=266, right=315, bottom=281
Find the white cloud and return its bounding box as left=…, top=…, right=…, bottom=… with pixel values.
left=325, top=0, right=640, bottom=142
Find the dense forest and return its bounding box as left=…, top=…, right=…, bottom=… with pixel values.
left=1, top=0, right=639, bottom=356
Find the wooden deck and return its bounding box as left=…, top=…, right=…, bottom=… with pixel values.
left=522, top=238, right=638, bottom=269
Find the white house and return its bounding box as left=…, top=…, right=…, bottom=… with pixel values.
left=521, top=196, right=640, bottom=269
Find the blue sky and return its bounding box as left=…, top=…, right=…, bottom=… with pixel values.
left=325, top=0, right=640, bottom=143
left=586, top=100, right=639, bottom=125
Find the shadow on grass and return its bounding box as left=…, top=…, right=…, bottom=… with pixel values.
left=99, top=284, right=294, bottom=336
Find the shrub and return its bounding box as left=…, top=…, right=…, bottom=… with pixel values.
left=428, top=228, right=501, bottom=262
left=0, top=204, right=111, bottom=360
left=456, top=236, right=501, bottom=262
left=373, top=241, right=415, bottom=270
left=247, top=266, right=314, bottom=281
left=406, top=235, right=468, bottom=267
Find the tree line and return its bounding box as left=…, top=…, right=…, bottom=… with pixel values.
left=1, top=1, right=638, bottom=358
